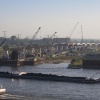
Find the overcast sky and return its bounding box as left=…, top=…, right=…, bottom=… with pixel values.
left=0, top=0, right=100, bottom=39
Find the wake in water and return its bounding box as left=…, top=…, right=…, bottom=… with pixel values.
left=0, top=94, right=32, bottom=100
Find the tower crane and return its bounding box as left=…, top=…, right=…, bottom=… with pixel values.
left=33, top=27, right=41, bottom=39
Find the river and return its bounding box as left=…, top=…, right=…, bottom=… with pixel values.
left=0, top=62, right=100, bottom=100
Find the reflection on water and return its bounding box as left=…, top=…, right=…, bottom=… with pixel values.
left=0, top=63, right=100, bottom=100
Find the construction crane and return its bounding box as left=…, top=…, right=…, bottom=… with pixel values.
left=48, top=32, right=57, bottom=45
left=68, top=22, right=79, bottom=38
left=33, top=27, right=41, bottom=39
left=50, top=32, right=57, bottom=39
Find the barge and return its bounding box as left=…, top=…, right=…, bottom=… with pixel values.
left=0, top=49, right=35, bottom=66
left=82, top=53, right=100, bottom=69
left=0, top=71, right=99, bottom=84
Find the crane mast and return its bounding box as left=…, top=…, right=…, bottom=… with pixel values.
left=81, top=25, right=83, bottom=43
left=33, top=27, right=41, bottom=39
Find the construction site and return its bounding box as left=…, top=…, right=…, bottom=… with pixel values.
left=0, top=22, right=100, bottom=62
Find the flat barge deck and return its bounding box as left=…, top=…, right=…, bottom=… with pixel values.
left=0, top=71, right=99, bottom=84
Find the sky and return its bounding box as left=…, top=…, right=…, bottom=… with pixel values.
left=0, top=0, right=100, bottom=39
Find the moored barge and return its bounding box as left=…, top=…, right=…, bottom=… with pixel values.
left=82, top=53, right=100, bottom=69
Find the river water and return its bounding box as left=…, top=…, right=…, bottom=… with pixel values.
left=0, top=62, right=100, bottom=100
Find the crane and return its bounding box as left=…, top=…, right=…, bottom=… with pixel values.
left=33, top=27, right=41, bottom=39
left=50, top=32, right=57, bottom=39
left=48, top=32, right=57, bottom=45
left=68, top=22, right=79, bottom=38
left=81, top=25, right=83, bottom=43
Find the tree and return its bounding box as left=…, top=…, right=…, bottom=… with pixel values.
left=10, top=35, right=17, bottom=45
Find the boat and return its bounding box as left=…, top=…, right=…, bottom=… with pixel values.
left=19, top=72, right=100, bottom=83
left=0, top=49, right=35, bottom=66
left=82, top=53, right=100, bottom=69
left=0, top=71, right=99, bottom=84
left=0, top=49, right=43, bottom=66
left=0, top=84, right=6, bottom=94
left=68, top=52, right=100, bottom=69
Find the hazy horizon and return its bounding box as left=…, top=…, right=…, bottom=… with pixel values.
left=0, top=0, right=100, bottom=39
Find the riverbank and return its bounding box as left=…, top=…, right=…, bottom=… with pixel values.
left=44, top=59, right=71, bottom=64
left=67, top=57, right=83, bottom=69
left=35, top=59, right=70, bottom=65
left=42, top=56, right=72, bottom=64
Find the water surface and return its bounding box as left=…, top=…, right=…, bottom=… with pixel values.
left=0, top=62, right=100, bottom=100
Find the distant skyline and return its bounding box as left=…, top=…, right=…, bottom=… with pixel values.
left=0, top=0, right=100, bottom=39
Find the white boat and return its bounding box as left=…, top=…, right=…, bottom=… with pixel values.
left=0, top=84, right=6, bottom=94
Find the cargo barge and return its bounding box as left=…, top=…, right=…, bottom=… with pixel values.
left=0, top=71, right=99, bottom=84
